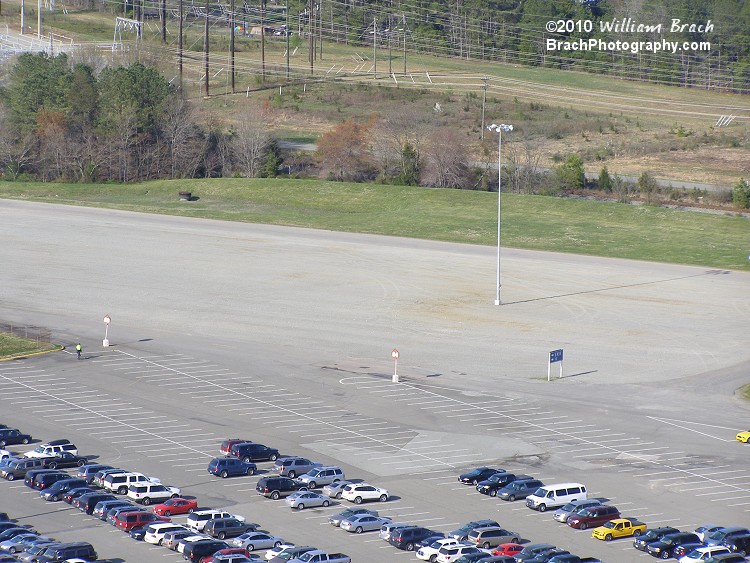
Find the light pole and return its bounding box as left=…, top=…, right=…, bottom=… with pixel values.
left=487, top=123, right=513, bottom=306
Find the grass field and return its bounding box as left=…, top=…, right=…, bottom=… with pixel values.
left=0, top=333, right=60, bottom=360
left=1, top=179, right=748, bottom=271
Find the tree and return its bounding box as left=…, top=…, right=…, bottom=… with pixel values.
left=370, top=109, right=430, bottom=184
left=422, top=128, right=473, bottom=189
left=552, top=154, right=585, bottom=193
left=396, top=143, right=420, bottom=185
left=230, top=108, right=271, bottom=178
left=599, top=166, right=612, bottom=192
left=732, top=178, right=750, bottom=209
left=638, top=171, right=659, bottom=205
left=316, top=119, right=374, bottom=181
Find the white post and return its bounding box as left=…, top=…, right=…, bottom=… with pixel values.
left=487, top=123, right=513, bottom=306
left=559, top=360, right=563, bottom=379
left=392, top=357, right=398, bottom=383
left=547, top=357, right=551, bottom=382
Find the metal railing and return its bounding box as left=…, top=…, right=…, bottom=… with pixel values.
left=0, top=322, right=53, bottom=345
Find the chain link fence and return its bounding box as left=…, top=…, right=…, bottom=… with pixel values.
left=0, top=322, right=53, bottom=345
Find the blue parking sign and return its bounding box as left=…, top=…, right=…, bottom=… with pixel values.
left=549, top=349, right=563, bottom=363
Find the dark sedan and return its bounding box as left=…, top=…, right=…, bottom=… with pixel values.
left=633, top=527, right=680, bottom=551
left=42, top=452, right=88, bottom=469
left=646, top=532, right=701, bottom=559
left=0, top=429, right=31, bottom=448
left=458, top=467, right=504, bottom=485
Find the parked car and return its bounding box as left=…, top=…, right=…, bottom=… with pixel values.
left=204, top=518, right=259, bottom=540
left=513, top=544, right=557, bottom=561
left=267, top=546, right=317, bottom=562
left=297, top=466, right=344, bottom=489
left=163, top=528, right=199, bottom=551
left=646, top=532, right=702, bottom=559
left=40, top=478, right=88, bottom=501
left=322, top=480, right=353, bottom=499
left=467, top=527, right=521, bottom=549
left=736, top=431, right=750, bottom=443
left=340, top=514, right=391, bottom=534
left=23, top=440, right=77, bottom=458
left=126, top=482, right=181, bottom=505
left=634, top=527, right=681, bottom=551
left=183, top=538, right=230, bottom=563
left=106, top=503, right=145, bottom=523
left=274, top=457, right=322, bottom=478
left=703, top=555, right=749, bottom=563
left=679, top=546, right=733, bottom=562
left=76, top=491, right=118, bottom=514
left=0, top=429, right=31, bottom=448
left=553, top=500, right=602, bottom=523
left=435, top=544, right=483, bottom=562
left=62, top=487, right=93, bottom=504
left=231, top=532, right=284, bottom=551
left=220, top=439, right=252, bottom=455
left=40, top=452, right=87, bottom=469
left=389, top=526, right=443, bottom=551
left=417, top=538, right=464, bottom=562
left=378, top=521, right=409, bottom=540
left=492, top=543, right=524, bottom=557
left=114, top=510, right=169, bottom=531
left=567, top=505, right=620, bottom=530
left=229, top=443, right=279, bottom=462
left=152, top=497, right=198, bottom=516
left=187, top=510, right=245, bottom=532
left=458, top=467, right=503, bottom=485
left=0, top=450, right=12, bottom=461
left=93, top=499, right=133, bottom=520
left=286, top=491, right=331, bottom=510
left=256, top=477, right=304, bottom=500
left=724, top=533, right=750, bottom=556
left=329, top=508, right=378, bottom=527
left=707, top=529, right=750, bottom=547
left=340, top=483, right=389, bottom=504
left=143, top=522, right=187, bottom=545
left=77, top=463, right=113, bottom=483
left=696, top=526, right=725, bottom=543
left=449, top=520, right=500, bottom=541
left=209, top=457, right=256, bottom=478
left=496, top=479, right=544, bottom=502
left=476, top=472, right=528, bottom=496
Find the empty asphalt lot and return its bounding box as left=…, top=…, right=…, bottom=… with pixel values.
left=0, top=199, right=749, bottom=562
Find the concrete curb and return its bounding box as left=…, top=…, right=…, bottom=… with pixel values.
left=0, top=345, right=64, bottom=362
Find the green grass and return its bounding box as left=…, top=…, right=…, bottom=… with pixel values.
left=1, top=179, right=748, bottom=270
left=0, top=333, right=60, bottom=359
left=740, top=384, right=750, bottom=401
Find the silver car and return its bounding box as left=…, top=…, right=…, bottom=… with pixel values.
left=328, top=507, right=378, bottom=527
left=285, top=491, right=331, bottom=510
left=322, top=480, right=353, bottom=499
left=340, top=514, right=392, bottom=534
left=379, top=522, right=410, bottom=540
left=552, top=499, right=602, bottom=523
left=231, top=531, right=284, bottom=551
left=273, top=457, right=321, bottom=479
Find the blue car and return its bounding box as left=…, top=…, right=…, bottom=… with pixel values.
left=208, top=458, right=256, bottom=478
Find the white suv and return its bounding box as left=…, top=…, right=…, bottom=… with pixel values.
left=126, top=482, right=181, bottom=505
left=102, top=472, right=158, bottom=494
left=23, top=441, right=78, bottom=458
left=186, top=510, right=245, bottom=532
left=341, top=483, right=389, bottom=504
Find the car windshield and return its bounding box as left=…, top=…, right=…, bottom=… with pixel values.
left=532, top=487, right=545, bottom=496
left=32, top=447, right=45, bottom=453
left=602, top=521, right=616, bottom=529
left=560, top=503, right=577, bottom=511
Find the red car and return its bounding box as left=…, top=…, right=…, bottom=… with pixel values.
left=493, top=543, right=524, bottom=557
left=152, top=497, right=198, bottom=516
left=220, top=439, right=252, bottom=455
left=200, top=547, right=252, bottom=563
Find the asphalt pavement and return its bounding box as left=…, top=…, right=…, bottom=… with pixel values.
left=0, top=199, right=749, bottom=563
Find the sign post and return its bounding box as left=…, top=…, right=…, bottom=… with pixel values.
left=391, top=348, right=400, bottom=383
left=548, top=348, right=563, bottom=381
left=103, top=315, right=111, bottom=347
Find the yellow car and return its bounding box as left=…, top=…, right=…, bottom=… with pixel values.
left=737, top=430, right=750, bottom=443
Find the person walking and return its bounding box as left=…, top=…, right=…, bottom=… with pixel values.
left=75, top=343, right=82, bottom=360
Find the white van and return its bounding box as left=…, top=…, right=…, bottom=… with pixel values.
left=525, top=482, right=587, bottom=512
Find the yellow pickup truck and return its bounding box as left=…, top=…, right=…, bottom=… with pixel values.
left=592, top=517, right=647, bottom=541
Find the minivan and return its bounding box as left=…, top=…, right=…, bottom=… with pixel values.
left=1, top=458, right=45, bottom=480
left=497, top=478, right=544, bottom=502
left=553, top=499, right=602, bottom=523
left=186, top=510, right=241, bottom=532
left=526, top=483, right=587, bottom=512
left=567, top=505, right=620, bottom=529
left=30, top=472, right=71, bottom=491
left=31, top=541, right=97, bottom=562
left=466, top=526, right=521, bottom=548
left=76, top=492, right=117, bottom=514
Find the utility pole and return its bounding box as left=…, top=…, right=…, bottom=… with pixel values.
left=372, top=14, right=376, bottom=78
left=388, top=13, right=392, bottom=75
left=160, top=0, right=166, bottom=43
left=318, top=0, right=322, bottom=59
left=203, top=0, right=209, bottom=97
left=285, top=0, right=289, bottom=79
left=402, top=13, right=406, bottom=74
left=481, top=76, right=488, bottom=140
left=308, top=0, right=313, bottom=74
left=260, top=0, right=265, bottom=82
left=229, top=0, right=235, bottom=93
left=37, top=0, right=41, bottom=38
left=178, top=0, right=183, bottom=84
left=21, top=0, right=25, bottom=34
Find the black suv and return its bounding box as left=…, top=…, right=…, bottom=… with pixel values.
left=203, top=517, right=259, bottom=539
left=0, top=429, right=32, bottom=447
left=256, top=476, right=303, bottom=499
left=388, top=526, right=442, bottom=551
left=633, top=527, right=680, bottom=551
left=229, top=443, right=280, bottom=462
left=646, top=532, right=701, bottom=558
left=476, top=473, right=529, bottom=496
left=725, top=533, right=750, bottom=555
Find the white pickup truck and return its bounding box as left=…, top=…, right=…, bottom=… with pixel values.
left=289, top=550, right=351, bottom=563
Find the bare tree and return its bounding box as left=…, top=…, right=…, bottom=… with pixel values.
left=230, top=107, right=271, bottom=178
left=159, top=95, right=202, bottom=178
left=371, top=108, right=431, bottom=182
left=422, top=128, right=472, bottom=189
left=316, top=118, right=374, bottom=181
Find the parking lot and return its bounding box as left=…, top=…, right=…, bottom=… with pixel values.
left=1, top=200, right=749, bottom=562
